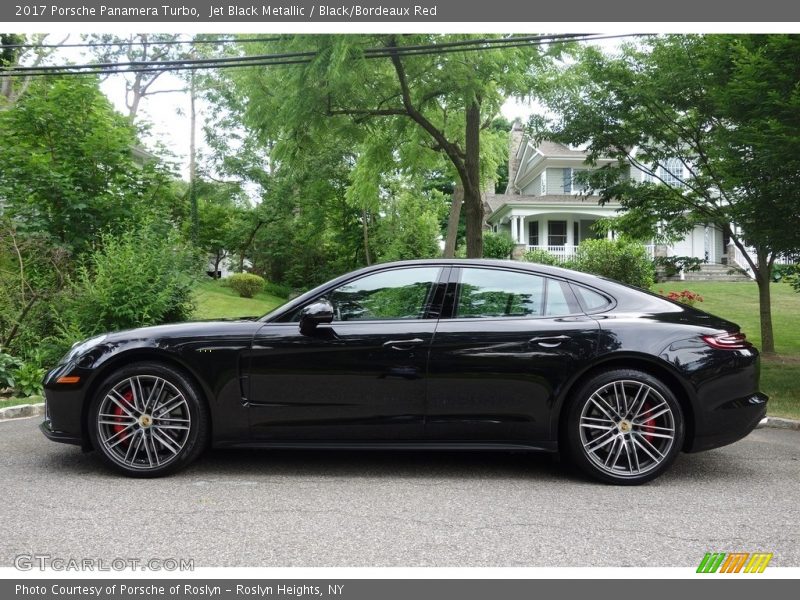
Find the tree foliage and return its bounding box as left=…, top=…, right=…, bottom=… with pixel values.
left=0, top=76, right=179, bottom=254
left=226, top=34, right=553, bottom=258
left=60, top=222, right=198, bottom=340
left=535, top=34, right=800, bottom=352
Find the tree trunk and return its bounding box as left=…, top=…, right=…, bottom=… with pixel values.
left=462, top=184, right=484, bottom=258
left=463, top=100, right=483, bottom=258
left=756, top=251, right=775, bottom=354
left=362, top=208, right=372, bottom=266
left=188, top=70, right=199, bottom=246
left=443, top=185, right=463, bottom=258
left=213, top=252, right=223, bottom=279
left=239, top=219, right=265, bottom=271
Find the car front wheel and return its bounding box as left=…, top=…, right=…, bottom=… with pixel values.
left=88, top=362, right=209, bottom=477
left=565, top=369, right=685, bottom=485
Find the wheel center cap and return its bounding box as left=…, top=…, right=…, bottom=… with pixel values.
left=618, top=420, right=632, bottom=433
left=139, top=414, right=153, bottom=428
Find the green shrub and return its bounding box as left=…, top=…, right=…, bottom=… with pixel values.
left=482, top=231, right=516, bottom=259
left=61, top=222, right=198, bottom=339
left=227, top=273, right=266, bottom=298
left=654, top=255, right=704, bottom=277
left=572, top=239, right=655, bottom=289
left=0, top=350, right=23, bottom=389
left=522, top=248, right=564, bottom=266
left=263, top=280, right=293, bottom=299
left=13, top=361, right=45, bottom=397
left=772, top=263, right=798, bottom=283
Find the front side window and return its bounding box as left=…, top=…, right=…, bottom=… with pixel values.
left=454, top=268, right=575, bottom=319
left=327, top=267, right=440, bottom=321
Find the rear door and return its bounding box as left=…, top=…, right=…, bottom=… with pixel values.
left=426, top=266, right=599, bottom=444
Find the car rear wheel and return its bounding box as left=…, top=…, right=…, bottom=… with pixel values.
left=88, top=362, right=209, bottom=477
left=565, top=369, right=684, bottom=485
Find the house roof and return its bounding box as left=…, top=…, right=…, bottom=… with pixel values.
left=485, top=193, right=619, bottom=215
left=534, top=140, right=588, bottom=158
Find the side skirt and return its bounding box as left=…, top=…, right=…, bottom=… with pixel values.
left=212, top=440, right=559, bottom=452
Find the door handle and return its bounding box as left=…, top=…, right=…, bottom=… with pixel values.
left=529, top=335, right=571, bottom=348
left=383, top=338, right=425, bottom=351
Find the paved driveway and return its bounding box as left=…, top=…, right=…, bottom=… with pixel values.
left=1, top=417, right=798, bottom=567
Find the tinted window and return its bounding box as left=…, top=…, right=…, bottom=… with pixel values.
left=455, top=269, right=574, bottom=318
left=328, top=267, right=440, bottom=321
left=545, top=280, right=573, bottom=316
left=573, top=285, right=613, bottom=312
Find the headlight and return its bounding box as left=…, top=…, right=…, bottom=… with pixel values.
left=61, top=334, right=107, bottom=364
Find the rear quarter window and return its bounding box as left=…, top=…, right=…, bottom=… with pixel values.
left=572, top=285, right=614, bottom=313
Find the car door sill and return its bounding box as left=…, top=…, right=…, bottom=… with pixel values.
left=214, top=440, right=558, bottom=452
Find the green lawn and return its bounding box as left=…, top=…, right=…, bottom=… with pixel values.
left=192, top=279, right=288, bottom=320
left=654, top=281, right=800, bottom=419
left=0, top=395, right=44, bottom=410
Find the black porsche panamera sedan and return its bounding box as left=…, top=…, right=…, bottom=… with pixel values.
left=41, top=259, right=767, bottom=484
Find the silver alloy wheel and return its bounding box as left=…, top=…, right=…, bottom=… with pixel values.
left=96, top=375, right=191, bottom=471
left=578, top=379, right=676, bottom=478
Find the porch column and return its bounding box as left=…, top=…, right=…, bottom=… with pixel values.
left=512, top=216, right=521, bottom=244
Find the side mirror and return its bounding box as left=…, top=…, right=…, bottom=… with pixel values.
left=299, top=299, right=334, bottom=335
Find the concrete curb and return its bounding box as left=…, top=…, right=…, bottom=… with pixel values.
left=758, top=416, right=800, bottom=431
left=0, top=402, right=45, bottom=421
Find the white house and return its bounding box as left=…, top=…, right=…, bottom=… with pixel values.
left=484, top=122, right=740, bottom=278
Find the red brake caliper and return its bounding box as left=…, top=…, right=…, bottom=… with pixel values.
left=641, top=401, right=656, bottom=443
left=112, top=390, right=135, bottom=444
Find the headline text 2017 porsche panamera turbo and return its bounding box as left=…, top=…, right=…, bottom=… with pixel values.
left=41, top=259, right=767, bottom=484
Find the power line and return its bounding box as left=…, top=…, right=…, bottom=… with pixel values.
left=0, top=34, right=639, bottom=79
left=4, top=33, right=585, bottom=74
left=0, top=36, right=285, bottom=50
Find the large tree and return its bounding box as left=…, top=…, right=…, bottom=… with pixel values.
left=0, top=76, right=177, bottom=254
left=83, top=33, right=186, bottom=120
left=537, top=35, right=800, bottom=353
left=1, top=33, right=69, bottom=110
left=228, top=34, right=551, bottom=257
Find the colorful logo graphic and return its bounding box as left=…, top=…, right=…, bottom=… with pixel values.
left=697, top=552, right=773, bottom=573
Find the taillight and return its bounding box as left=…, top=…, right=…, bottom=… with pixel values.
left=701, top=332, right=752, bottom=350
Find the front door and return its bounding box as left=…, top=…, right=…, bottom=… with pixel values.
left=246, top=266, right=446, bottom=441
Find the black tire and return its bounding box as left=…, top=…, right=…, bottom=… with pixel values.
left=88, top=361, right=209, bottom=477
left=564, top=369, right=684, bottom=485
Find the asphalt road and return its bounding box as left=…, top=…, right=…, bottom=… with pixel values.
left=1, top=417, right=798, bottom=568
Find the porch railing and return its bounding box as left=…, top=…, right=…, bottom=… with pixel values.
left=526, top=244, right=656, bottom=261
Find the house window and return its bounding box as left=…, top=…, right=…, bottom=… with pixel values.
left=660, top=158, right=684, bottom=187
left=573, top=222, right=579, bottom=246
left=548, top=221, right=567, bottom=246
left=528, top=221, right=539, bottom=246
left=562, top=168, right=572, bottom=193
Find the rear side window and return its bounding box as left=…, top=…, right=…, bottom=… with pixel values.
left=454, top=268, right=577, bottom=318
left=572, top=285, right=613, bottom=313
